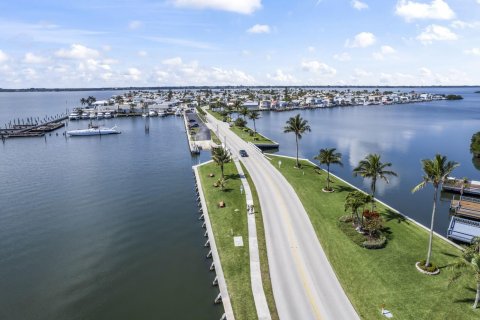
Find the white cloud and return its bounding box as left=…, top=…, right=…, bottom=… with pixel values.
left=450, top=20, right=480, bottom=29
left=416, top=24, right=458, bottom=44
left=0, top=50, right=9, bottom=63
left=23, top=52, right=48, bottom=64
left=241, top=49, right=251, bottom=56
left=308, top=46, right=316, bottom=53
left=55, top=44, right=100, bottom=59
left=172, top=0, right=262, bottom=14
left=333, top=52, right=351, bottom=61
left=138, top=50, right=148, bottom=57
left=143, top=36, right=212, bottom=49
left=267, top=69, right=296, bottom=83
left=128, top=20, right=143, bottom=30
left=354, top=68, right=372, bottom=77
left=247, top=24, right=270, bottom=34
left=162, top=57, right=183, bottom=66
left=395, top=0, right=455, bottom=22
left=126, top=67, right=141, bottom=81
left=373, top=45, right=396, bottom=60
left=345, top=32, right=376, bottom=48
left=154, top=58, right=256, bottom=85
left=351, top=0, right=368, bottom=10
left=301, top=60, right=336, bottom=75
left=465, top=48, right=480, bottom=56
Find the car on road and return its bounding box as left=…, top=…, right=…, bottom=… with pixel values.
left=239, top=149, right=248, bottom=157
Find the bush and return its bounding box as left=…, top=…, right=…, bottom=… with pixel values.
left=339, top=215, right=354, bottom=223
left=362, top=235, right=387, bottom=249
left=234, top=118, right=247, bottom=128
left=418, top=260, right=438, bottom=272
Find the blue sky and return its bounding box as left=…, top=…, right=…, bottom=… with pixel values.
left=0, top=0, right=479, bottom=88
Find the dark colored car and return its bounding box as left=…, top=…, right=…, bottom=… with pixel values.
left=189, top=123, right=199, bottom=128
left=239, top=150, right=248, bottom=157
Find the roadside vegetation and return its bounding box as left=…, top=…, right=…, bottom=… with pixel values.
left=270, top=155, right=477, bottom=319
left=198, top=161, right=256, bottom=320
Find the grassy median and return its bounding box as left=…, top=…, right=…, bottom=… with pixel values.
left=270, top=155, right=477, bottom=320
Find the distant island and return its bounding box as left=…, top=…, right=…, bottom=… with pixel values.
left=445, top=94, right=463, bottom=100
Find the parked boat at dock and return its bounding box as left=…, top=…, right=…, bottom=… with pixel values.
left=67, top=126, right=121, bottom=136
left=68, top=112, right=80, bottom=120
left=443, top=177, right=480, bottom=196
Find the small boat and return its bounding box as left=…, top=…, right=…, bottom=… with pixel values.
left=68, top=112, right=80, bottom=120
left=89, top=112, right=96, bottom=119
left=81, top=113, right=90, bottom=120
left=67, top=126, right=121, bottom=136
left=104, top=112, right=112, bottom=118
left=142, top=113, right=148, bottom=117
left=97, top=112, right=104, bottom=119
left=148, top=110, right=157, bottom=117
left=158, top=111, right=166, bottom=117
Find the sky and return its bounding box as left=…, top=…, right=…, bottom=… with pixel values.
left=0, top=0, right=479, bottom=88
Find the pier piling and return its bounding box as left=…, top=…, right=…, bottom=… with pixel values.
left=210, top=262, right=215, bottom=271
left=214, top=293, right=222, bottom=304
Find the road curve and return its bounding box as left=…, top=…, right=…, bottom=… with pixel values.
left=206, top=112, right=360, bottom=320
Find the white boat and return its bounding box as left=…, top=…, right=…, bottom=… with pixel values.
left=158, top=111, right=166, bottom=117
left=67, top=126, right=121, bottom=136
left=69, top=112, right=80, bottom=120
left=104, top=112, right=112, bottom=118
left=89, top=112, right=96, bottom=119
left=148, top=110, right=157, bottom=117
left=142, top=113, right=148, bottom=117
left=97, top=112, right=104, bottom=119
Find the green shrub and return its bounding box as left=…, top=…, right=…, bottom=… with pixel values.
left=418, top=260, right=438, bottom=272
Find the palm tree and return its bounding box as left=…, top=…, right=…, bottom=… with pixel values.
left=248, top=110, right=260, bottom=136
left=314, top=148, right=343, bottom=191
left=353, top=154, right=397, bottom=211
left=80, top=98, right=86, bottom=106
left=449, top=237, right=480, bottom=309
left=344, top=191, right=366, bottom=225
left=212, top=147, right=231, bottom=179
left=283, top=114, right=311, bottom=168
left=412, top=154, right=459, bottom=268
left=239, top=106, right=249, bottom=120
left=233, top=100, right=243, bottom=120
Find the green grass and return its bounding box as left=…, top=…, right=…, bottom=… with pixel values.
left=206, top=109, right=275, bottom=145
left=270, top=155, right=478, bottom=320
left=210, top=130, right=222, bottom=145
left=198, top=162, right=256, bottom=320
left=230, top=125, right=275, bottom=145
left=240, top=162, right=279, bottom=320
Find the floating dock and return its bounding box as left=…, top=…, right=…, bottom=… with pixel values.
left=0, top=116, right=67, bottom=138
left=448, top=196, right=480, bottom=243
left=443, top=178, right=480, bottom=196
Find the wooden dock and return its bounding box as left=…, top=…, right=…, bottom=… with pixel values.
left=0, top=116, right=67, bottom=138
left=443, top=178, right=480, bottom=196
left=450, top=197, right=480, bottom=220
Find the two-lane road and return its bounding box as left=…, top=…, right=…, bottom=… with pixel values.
left=207, top=112, right=359, bottom=320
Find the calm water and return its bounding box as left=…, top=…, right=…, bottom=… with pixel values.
left=252, top=87, right=480, bottom=235
left=0, top=91, right=221, bottom=319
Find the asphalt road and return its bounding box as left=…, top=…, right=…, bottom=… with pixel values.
left=206, top=113, right=360, bottom=320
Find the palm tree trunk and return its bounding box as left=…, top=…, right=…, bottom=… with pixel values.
left=326, top=164, right=330, bottom=190
left=426, top=186, right=438, bottom=267
left=295, top=134, right=299, bottom=168
left=371, top=180, right=376, bottom=212
left=253, top=120, right=256, bottom=136
left=474, top=281, right=480, bottom=309
left=221, top=164, right=224, bottom=179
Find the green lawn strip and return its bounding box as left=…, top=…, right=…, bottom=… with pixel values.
left=206, top=109, right=224, bottom=121
left=230, top=125, right=275, bottom=145
left=269, top=155, right=477, bottom=320
left=198, top=162, right=257, bottom=320
left=210, top=130, right=222, bottom=145
left=240, top=162, right=280, bottom=320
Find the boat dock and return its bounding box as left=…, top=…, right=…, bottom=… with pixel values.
left=448, top=196, right=480, bottom=243
left=443, top=178, right=480, bottom=196
left=0, top=116, right=68, bottom=138
left=450, top=196, right=480, bottom=220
